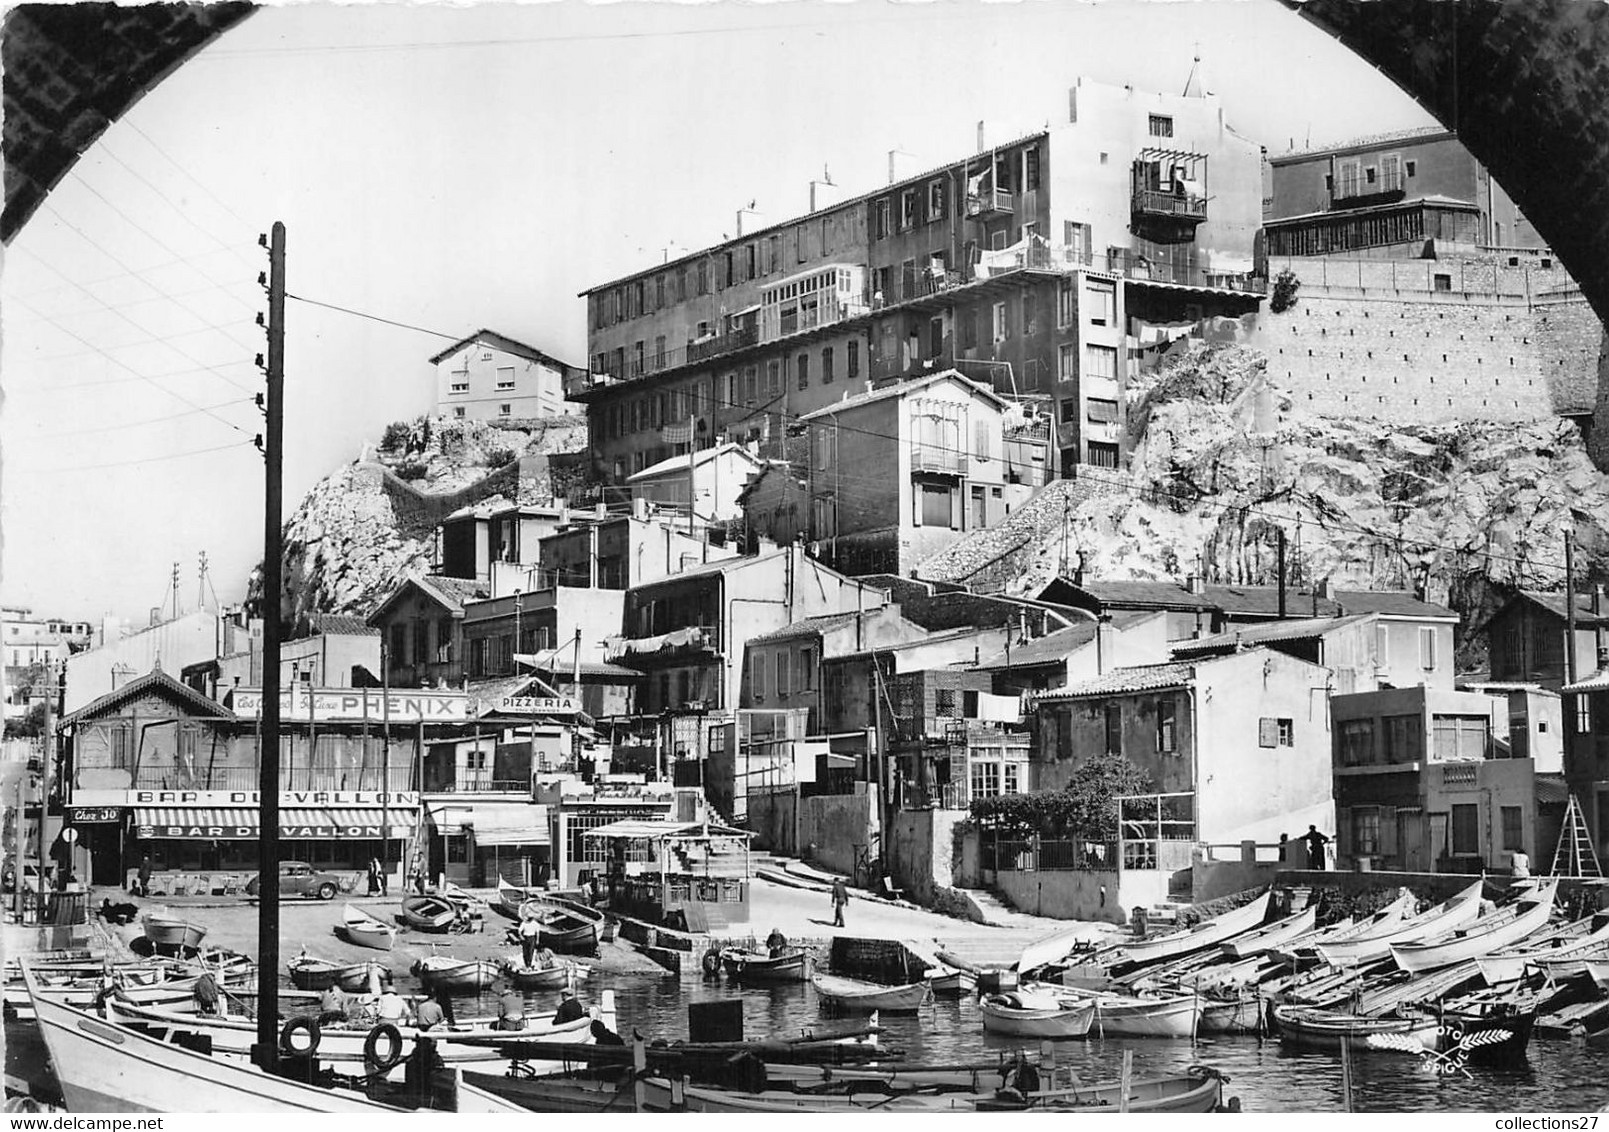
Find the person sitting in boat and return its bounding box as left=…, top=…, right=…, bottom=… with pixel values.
left=192, top=972, right=221, bottom=1017
left=496, top=987, right=526, bottom=1031
left=414, top=994, right=445, bottom=1032
left=376, top=987, right=410, bottom=1025
left=318, top=984, right=349, bottom=1025
left=403, top=1034, right=446, bottom=1103
left=590, top=1018, right=625, bottom=1047
left=533, top=944, right=556, bottom=969
left=553, top=988, right=586, bottom=1025
left=518, top=913, right=542, bottom=968
left=766, top=927, right=789, bottom=957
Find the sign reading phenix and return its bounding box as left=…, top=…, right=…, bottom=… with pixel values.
left=231, top=687, right=468, bottom=723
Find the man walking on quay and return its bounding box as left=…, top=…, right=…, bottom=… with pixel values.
left=831, top=877, right=849, bottom=928
left=1303, top=825, right=1330, bottom=870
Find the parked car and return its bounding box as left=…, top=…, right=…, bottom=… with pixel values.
left=245, top=860, right=342, bottom=900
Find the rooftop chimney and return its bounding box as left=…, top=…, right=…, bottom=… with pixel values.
left=1095, top=616, right=1114, bottom=676
left=736, top=202, right=763, bottom=237
left=1185, top=574, right=1206, bottom=596
left=976, top=121, right=986, bottom=151
left=809, top=167, right=843, bottom=213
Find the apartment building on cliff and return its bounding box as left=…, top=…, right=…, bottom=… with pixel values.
left=573, top=77, right=1265, bottom=484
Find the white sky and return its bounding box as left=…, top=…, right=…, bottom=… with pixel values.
left=0, top=0, right=1436, bottom=624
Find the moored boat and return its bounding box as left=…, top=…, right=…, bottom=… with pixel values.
left=973, top=1067, right=1225, bottom=1113
left=1117, top=890, right=1273, bottom=969
left=929, top=965, right=978, bottom=997
left=287, top=954, right=391, bottom=993
left=1313, top=879, right=1485, bottom=967
left=142, top=914, right=208, bottom=952
left=398, top=895, right=460, bottom=933
left=23, top=967, right=521, bottom=1112
left=979, top=992, right=1095, bottom=1038
left=722, top=948, right=813, bottom=983
left=811, top=972, right=931, bottom=1013
left=518, top=895, right=605, bottom=954
left=1478, top=917, right=1609, bottom=984
left=1198, top=992, right=1264, bottom=1034
left=1389, top=880, right=1558, bottom=975
left=1077, top=990, right=1202, bottom=1038
left=1272, top=1003, right=1435, bottom=1052
left=336, top=904, right=395, bottom=950
left=412, top=955, right=500, bottom=994
left=1222, top=905, right=1317, bottom=959
left=496, top=877, right=536, bottom=919
left=500, top=957, right=586, bottom=991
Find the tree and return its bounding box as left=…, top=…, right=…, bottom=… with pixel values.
left=1269, top=268, right=1301, bottom=314
left=969, top=754, right=1151, bottom=841
left=3, top=702, right=46, bottom=739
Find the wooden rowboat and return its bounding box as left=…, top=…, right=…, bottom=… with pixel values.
left=1389, top=879, right=1558, bottom=974
left=973, top=1068, right=1225, bottom=1113
left=1272, top=1003, right=1435, bottom=1052
left=500, top=958, right=587, bottom=991
left=1313, top=880, right=1484, bottom=967
left=412, top=955, right=500, bottom=994
left=979, top=993, right=1095, bottom=1038
left=1077, top=990, right=1202, bottom=1038
left=23, top=967, right=521, bottom=1112
left=496, top=877, right=536, bottom=919
left=518, top=895, right=604, bottom=954
left=811, top=972, right=931, bottom=1013
left=929, top=966, right=978, bottom=997
left=1221, top=905, right=1317, bottom=959
left=287, top=954, right=391, bottom=993
left=1198, top=992, right=1264, bottom=1034
left=1117, top=890, right=1272, bottom=969
left=142, top=914, right=208, bottom=952
left=336, top=904, right=395, bottom=950
left=722, top=948, right=814, bottom=983
left=399, top=894, right=460, bottom=933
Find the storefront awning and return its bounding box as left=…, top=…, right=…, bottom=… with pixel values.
left=428, top=803, right=550, bottom=847
left=134, top=807, right=418, bottom=840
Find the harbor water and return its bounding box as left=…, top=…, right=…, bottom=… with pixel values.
left=576, top=967, right=1609, bottom=1114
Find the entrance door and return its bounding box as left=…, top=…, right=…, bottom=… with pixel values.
left=1429, top=812, right=1449, bottom=867
left=1398, top=810, right=1427, bottom=871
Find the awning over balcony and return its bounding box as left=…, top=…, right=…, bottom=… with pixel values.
left=133, top=807, right=418, bottom=840
left=429, top=802, right=550, bottom=847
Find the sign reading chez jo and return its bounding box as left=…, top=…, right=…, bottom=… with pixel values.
left=499, top=696, right=580, bottom=714
left=134, top=790, right=419, bottom=807
left=67, top=806, right=124, bottom=824
left=231, top=688, right=468, bottom=723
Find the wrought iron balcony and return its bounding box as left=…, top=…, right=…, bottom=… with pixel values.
left=965, top=187, right=1014, bottom=218
left=1131, top=186, right=1207, bottom=223
left=910, top=443, right=966, bottom=476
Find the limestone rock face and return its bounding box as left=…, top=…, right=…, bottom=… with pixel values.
left=255, top=415, right=588, bottom=625
left=920, top=342, right=1609, bottom=644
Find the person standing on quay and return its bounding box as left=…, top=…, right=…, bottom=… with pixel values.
left=831, top=877, right=849, bottom=928
left=1303, top=825, right=1330, bottom=871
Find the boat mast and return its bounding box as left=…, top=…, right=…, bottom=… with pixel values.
left=254, top=221, right=287, bottom=1071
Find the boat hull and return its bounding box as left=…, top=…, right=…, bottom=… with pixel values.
left=1198, top=995, right=1264, bottom=1034
left=1389, top=883, right=1558, bottom=975
left=1119, top=891, right=1272, bottom=968
left=1314, top=881, right=1484, bottom=967
left=414, top=958, right=499, bottom=994
left=501, top=960, right=579, bottom=991
left=979, top=999, right=1095, bottom=1038
left=1222, top=907, right=1317, bottom=959
left=722, top=949, right=813, bottom=983
left=142, top=918, right=208, bottom=952
left=399, top=896, right=458, bottom=933
left=930, top=968, right=978, bottom=997
left=520, top=896, right=605, bottom=955
left=811, top=974, right=930, bottom=1013
left=1089, top=994, right=1201, bottom=1039
left=1272, top=1004, right=1434, bottom=1052
left=338, top=905, right=395, bottom=950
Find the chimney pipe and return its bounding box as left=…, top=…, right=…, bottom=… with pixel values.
left=977, top=120, right=986, bottom=151
left=1595, top=584, right=1606, bottom=661
left=1096, top=616, right=1114, bottom=676
left=1185, top=574, right=1205, bottom=596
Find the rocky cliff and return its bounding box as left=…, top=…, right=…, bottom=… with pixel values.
left=921, top=342, right=1609, bottom=655
left=257, top=414, right=588, bottom=625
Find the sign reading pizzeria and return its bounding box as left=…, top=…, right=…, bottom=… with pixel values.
left=231, top=687, right=468, bottom=724
left=499, top=696, right=580, bottom=715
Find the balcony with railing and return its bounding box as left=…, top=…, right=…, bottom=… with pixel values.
left=439, top=771, right=532, bottom=794
left=910, top=439, right=967, bottom=476
left=686, top=324, right=760, bottom=364
left=1131, top=186, right=1208, bottom=223
left=965, top=187, right=1015, bottom=218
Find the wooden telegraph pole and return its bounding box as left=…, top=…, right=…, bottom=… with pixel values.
left=253, top=222, right=286, bottom=1072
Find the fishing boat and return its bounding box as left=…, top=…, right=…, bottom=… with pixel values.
left=287, top=954, right=391, bottom=993
left=142, top=914, right=208, bottom=952
left=1587, top=959, right=1609, bottom=991
left=1117, top=890, right=1272, bottom=969
left=973, top=1067, right=1226, bottom=1113
left=1272, top=1003, right=1435, bottom=1052
left=500, top=958, right=586, bottom=991
left=1016, top=924, right=1109, bottom=975
left=496, top=877, right=537, bottom=919
left=1389, top=880, right=1558, bottom=975
left=518, top=895, right=605, bottom=954
left=399, top=894, right=460, bottom=933
left=1313, top=879, right=1485, bottom=967
left=811, top=972, right=931, bottom=1013
left=1476, top=917, right=1609, bottom=984
left=1221, top=905, right=1317, bottom=959
left=721, top=947, right=814, bottom=983
left=335, top=904, right=395, bottom=950
left=412, top=955, right=500, bottom=994
left=22, top=967, right=522, bottom=1112
left=1075, top=990, right=1202, bottom=1039
left=928, top=965, right=978, bottom=997
left=100, top=993, right=599, bottom=1070
left=1197, top=992, right=1264, bottom=1034
left=979, top=992, right=1096, bottom=1038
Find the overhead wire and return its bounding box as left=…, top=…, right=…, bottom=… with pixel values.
left=36, top=398, right=253, bottom=438
left=13, top=440, right=254, bottom=475
left=284, top=292, right=462, bottom=340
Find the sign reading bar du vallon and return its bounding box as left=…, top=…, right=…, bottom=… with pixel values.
left=232, top=687, right=468, bottom=724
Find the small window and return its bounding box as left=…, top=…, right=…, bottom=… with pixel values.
left=1405, top=159, right=1417, bottom=177
left=1277, top=718, right=1294, bottom=746
left=450, top=381, right=468, bottom=394
left=1084, top=344, right=1118, bottom=380
left=847, top=340, right=860, bottom=378
left=822, top=346, right=834, bottom=384
left=1419, top=627, right=1438, bottom=670
left=1104, top=703, right=1122, bottom=756
left=495, top=367, right=516, bottom=390
left=1501, top=806, right=1524, bottom=852
left=750, top=652, right=767, bottom=702
left=992, top=301, right=1008, bottom=342
left=1085, top=280, right=1115, bottom=327
left=1156, top=698, right=1177, bottom=754
left=499, top=403, right=512, bottom=416
left=1148, top=114, right=1173, bottom=138
left=797, top=353, right=810, bottom=390
left=1433, top=273, right=1453, bottom=292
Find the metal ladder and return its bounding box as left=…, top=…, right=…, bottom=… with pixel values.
left=1550, top=794, right=1603, bottom=878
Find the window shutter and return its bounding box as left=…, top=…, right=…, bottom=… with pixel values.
left=1258, top=718, right=1278, bottom=748
left=974, top=419, right=990, bottom=461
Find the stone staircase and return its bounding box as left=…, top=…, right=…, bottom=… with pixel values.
left=954, top=886, right=1049, bottom=929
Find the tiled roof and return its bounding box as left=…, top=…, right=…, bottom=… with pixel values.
left=973, top=623, right=1098, bottom=670
left=1172, top=615, right=1370, bottom=656
left=1204, top=585, right=1341, bottom=618
left=1514, top=590, right=1609, bottom=627
left=747, top=611, right=865, bottom=645
left=1335, top=591, right=1457, bottom=619
left=418, top=576, right=492, bottom=611
left=312, top=614, right=380, bottom=637
left=1270, top=124, right=1449, bottom=162
left=1535, top=775, right=1570, bottom=805
left=631, top=548, right=788, bottom=589
left=62, top=668, right=232, bottom=726
left=427, top=328, right=575, bottom=371
left=1036, top=662, right=1196, bottom=700
left=627, top=442, right=762, bottom=482
left=1042, top=578, right=1218, bottom=612
left=798, top=370, right=1005, bottom=421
